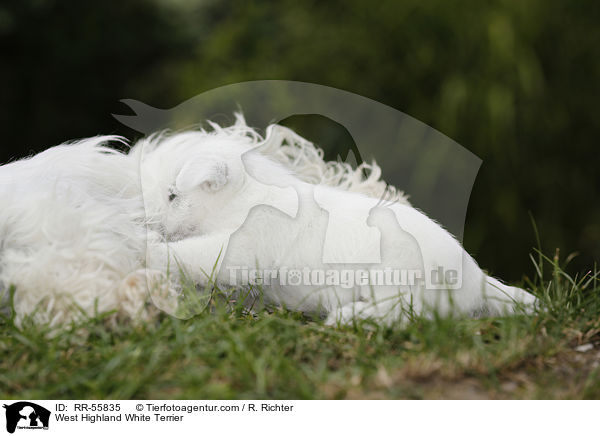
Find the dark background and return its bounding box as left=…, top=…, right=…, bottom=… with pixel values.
left=1, top=0, right=598, bottom=281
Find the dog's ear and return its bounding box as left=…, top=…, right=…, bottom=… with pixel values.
left=175, top=160, right=229, bottom=193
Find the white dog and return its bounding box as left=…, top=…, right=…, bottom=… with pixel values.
left=0, top=115, right=536, bottom=327
left=138, top=117, right=536, bottom=325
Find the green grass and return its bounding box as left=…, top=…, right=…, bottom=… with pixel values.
left=1, top=251, right=599, bottom=399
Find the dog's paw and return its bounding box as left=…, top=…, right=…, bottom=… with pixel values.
left=119, top=269, right=181, bottom=320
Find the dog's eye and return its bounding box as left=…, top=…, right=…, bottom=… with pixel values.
left=168, top=192, right=177, bottom=202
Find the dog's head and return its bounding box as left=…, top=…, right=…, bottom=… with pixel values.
left=139, top=133, right=251, bottom=241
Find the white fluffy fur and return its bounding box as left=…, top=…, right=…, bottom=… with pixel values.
left=140, top=118, right=536, bottom=325
left=0, top=115, right=535, bottom=327
left=0, top=139, right=156, bottom=326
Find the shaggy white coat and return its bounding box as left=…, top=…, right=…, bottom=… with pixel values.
left=139, top=118, right=536, bottom=325
left=0, top=116, right=535, bottom=326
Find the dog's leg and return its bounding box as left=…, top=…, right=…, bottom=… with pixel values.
left=322, top=283, right=422, bottom=327
left=146, top=231, right=232, bottom=285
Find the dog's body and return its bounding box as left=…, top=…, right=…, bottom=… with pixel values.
left=1, top=117, right=536, bottom=326
left=140, top=123, right=536, bottom=325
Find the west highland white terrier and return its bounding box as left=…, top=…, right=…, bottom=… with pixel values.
left=0, top=115, right=536, bottom=327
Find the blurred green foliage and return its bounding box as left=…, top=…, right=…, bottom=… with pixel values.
left=0, top=0, right=598, bottom=280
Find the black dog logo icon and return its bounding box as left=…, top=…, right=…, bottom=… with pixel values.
left=3, top=402, right=50, bottom=433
